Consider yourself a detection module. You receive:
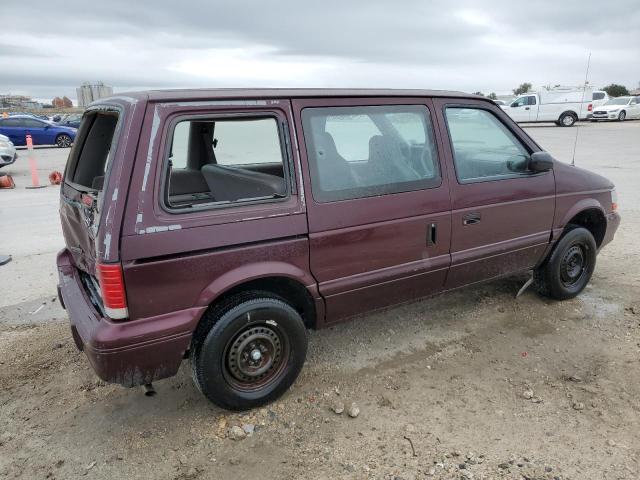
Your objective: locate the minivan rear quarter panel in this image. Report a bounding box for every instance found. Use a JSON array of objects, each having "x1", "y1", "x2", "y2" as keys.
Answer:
[{"x1": 120, "y1": 99, "x2": 319, "y2": 321}]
